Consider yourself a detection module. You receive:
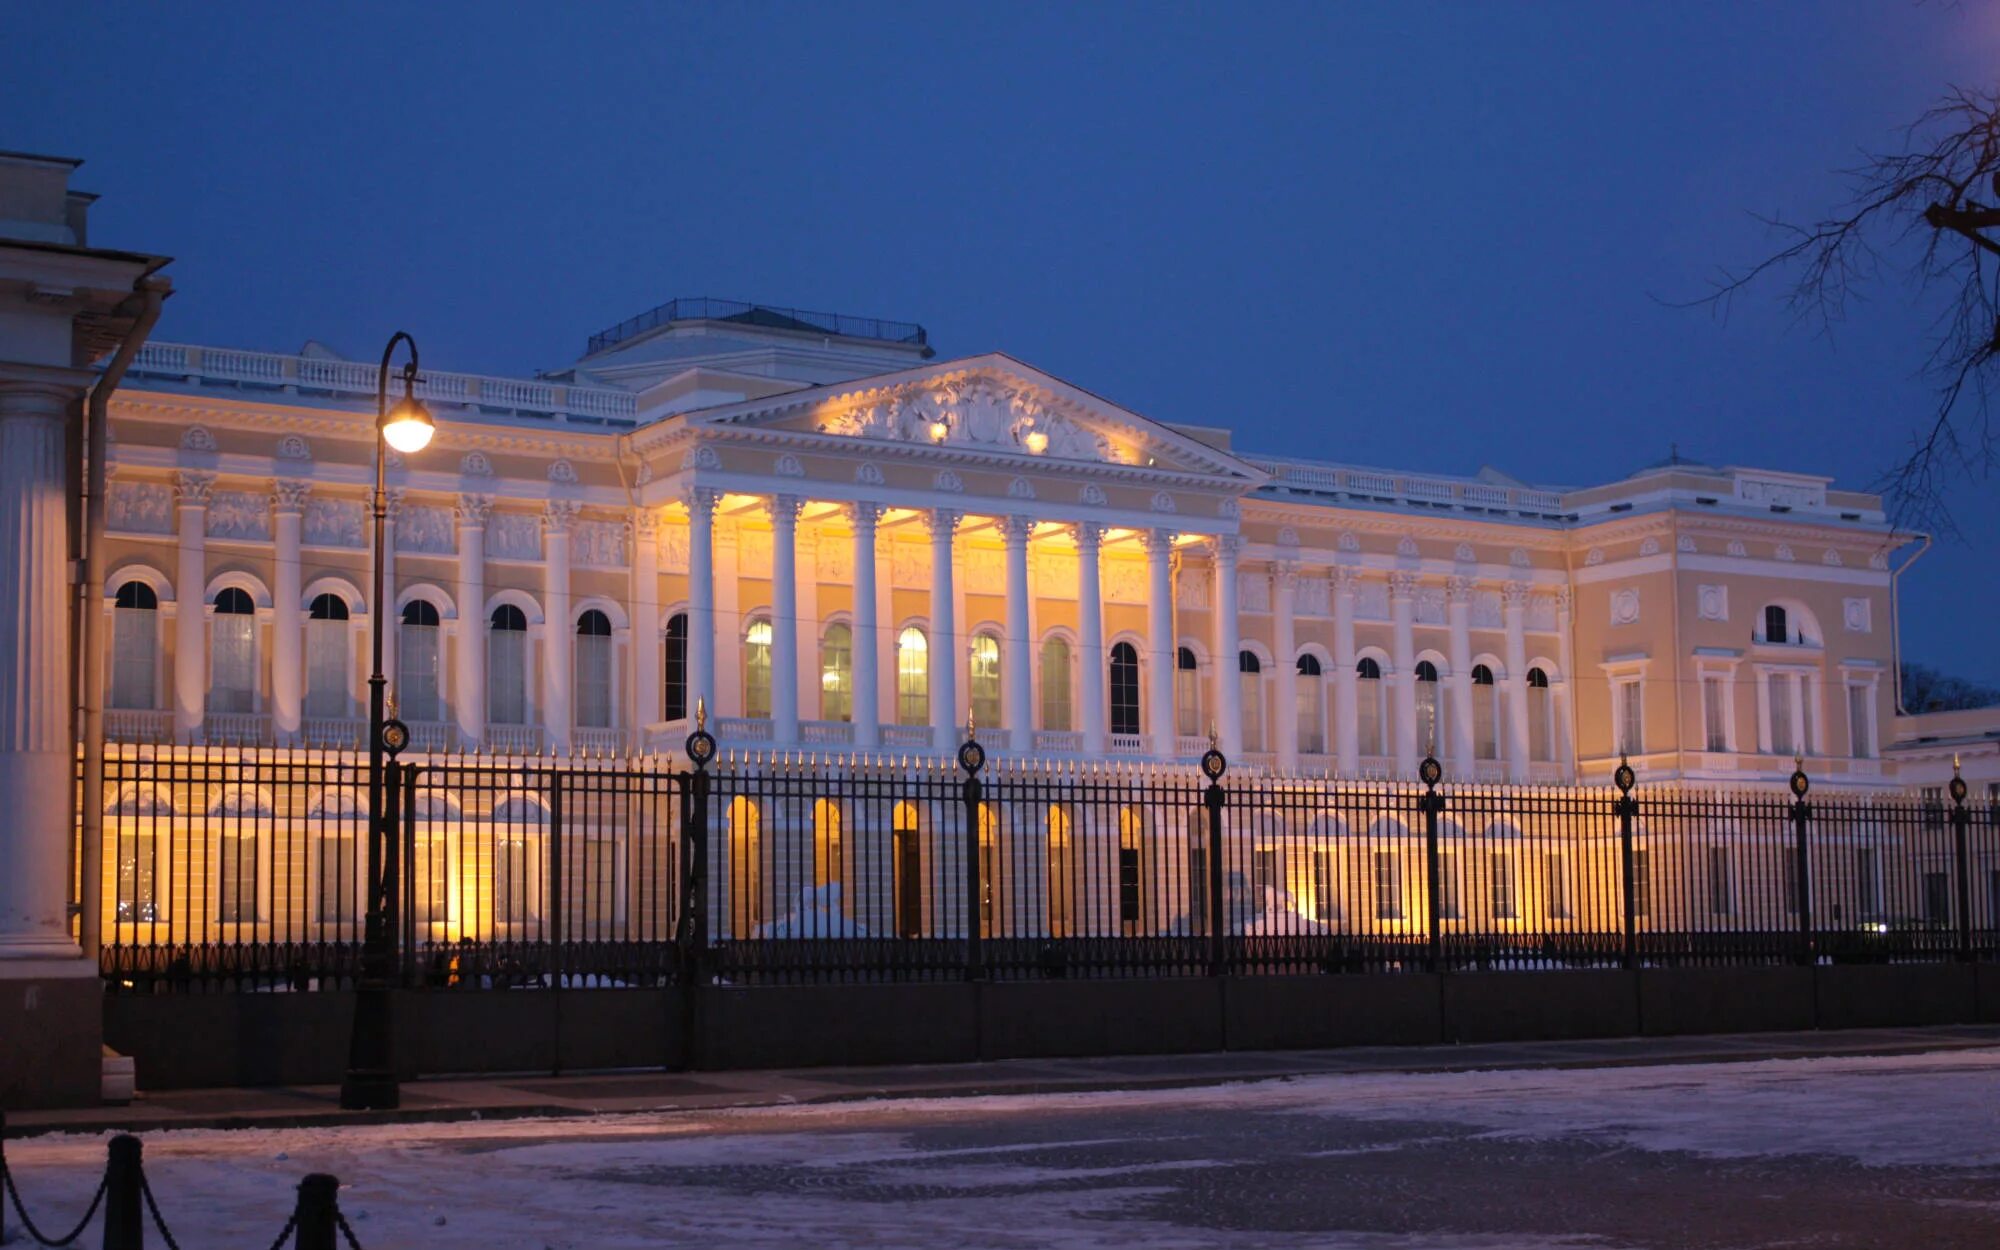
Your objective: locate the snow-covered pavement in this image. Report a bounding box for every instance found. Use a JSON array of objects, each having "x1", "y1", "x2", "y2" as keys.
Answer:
[{"x1": 7, "y1": 1049, "x2": 2000, "y2": 1248}]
